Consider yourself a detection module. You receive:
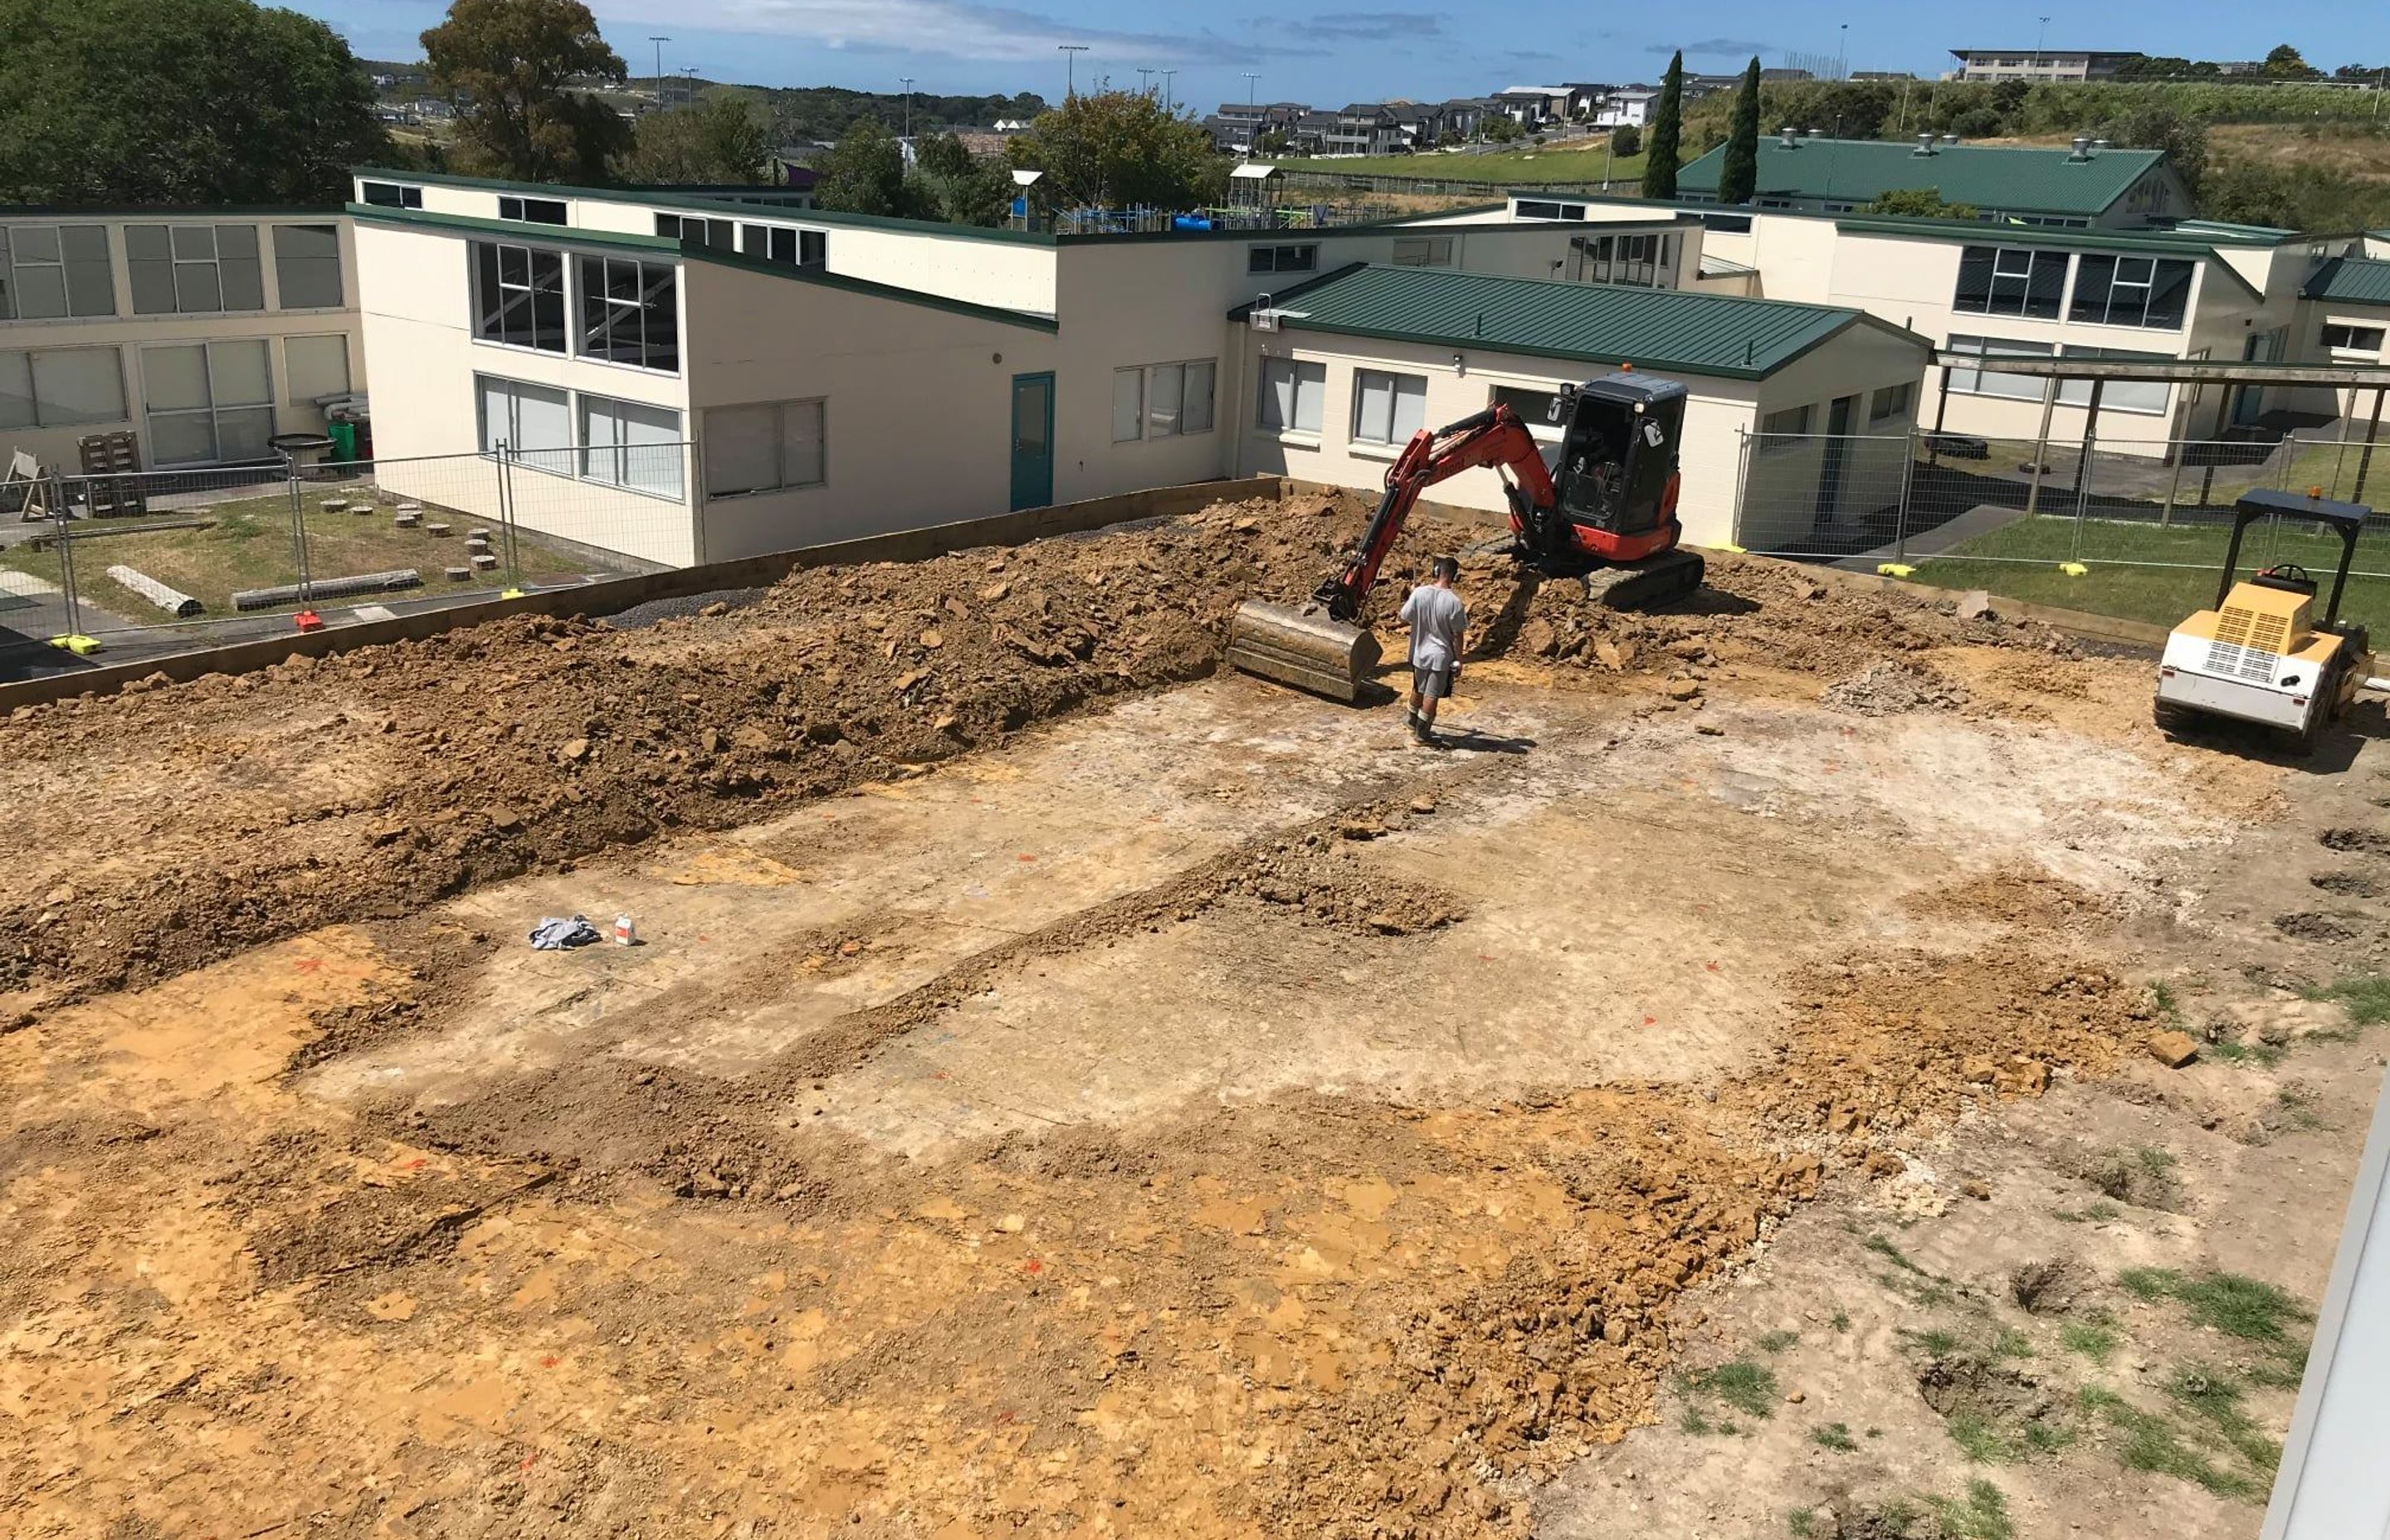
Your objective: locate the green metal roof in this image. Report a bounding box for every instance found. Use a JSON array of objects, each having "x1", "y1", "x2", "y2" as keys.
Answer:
[
  {"x1": 2305, "y1": 256, "x2": 2390, "y2": 306},
  {"x1": 344, "y1": 203, "x2": 1059, "y2": 332},
  {"x1": 1679, "y1": 138, "x2": 2168, "y2": 217},
  {"x1": 1227, "y1": 264, "x2": 1922, "y2": 380}
]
